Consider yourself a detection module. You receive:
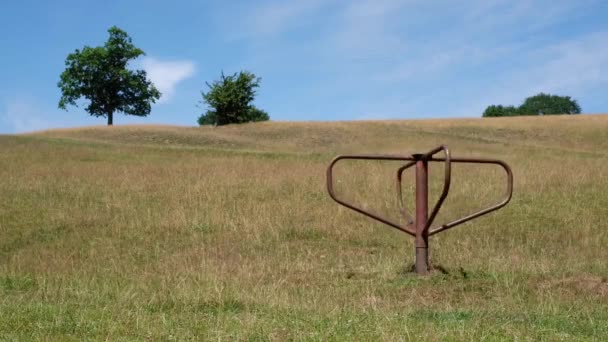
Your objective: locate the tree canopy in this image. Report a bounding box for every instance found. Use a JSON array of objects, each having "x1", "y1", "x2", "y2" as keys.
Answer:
[
  {"x1": 58, "y1": 26, "x2": 160, "y2": 125},
  {"x1": 519, "y1": 93, "x2": 581, "y2": 115},
  {"x1": 198, "y1": 71, "x2": 269, "y2": 126},
  {"x1": 482, "y1": 105, "x2": 521, "y2": 117},
  {"x1": 482, "y1": 93, "x2": 581, "y2": 117}
]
